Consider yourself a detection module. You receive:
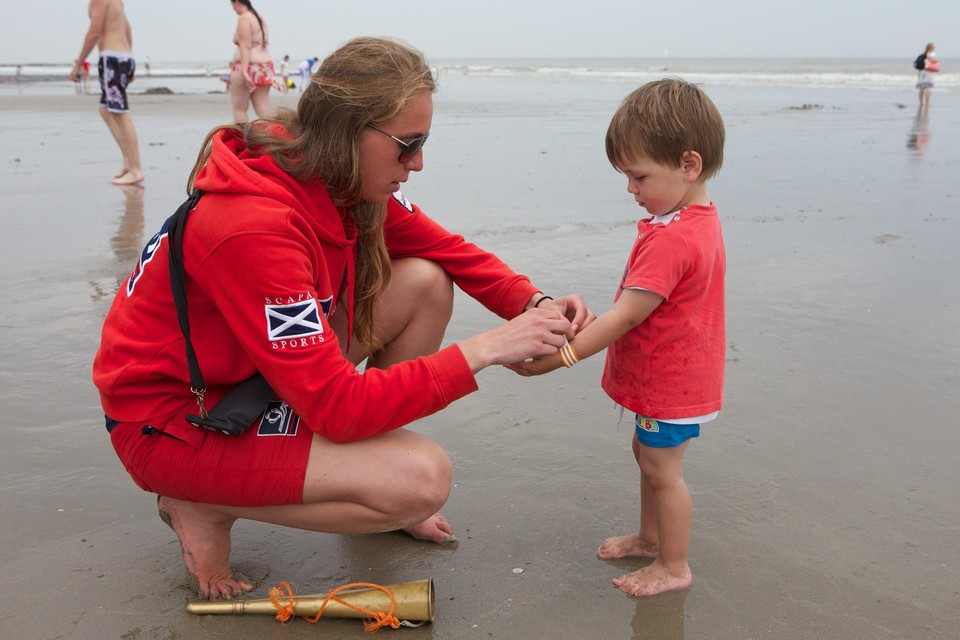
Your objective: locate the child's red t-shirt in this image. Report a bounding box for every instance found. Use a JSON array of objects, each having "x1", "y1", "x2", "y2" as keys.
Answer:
[{"x1": 601, "y1": 203, "x2": 726, "y2": 419}]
